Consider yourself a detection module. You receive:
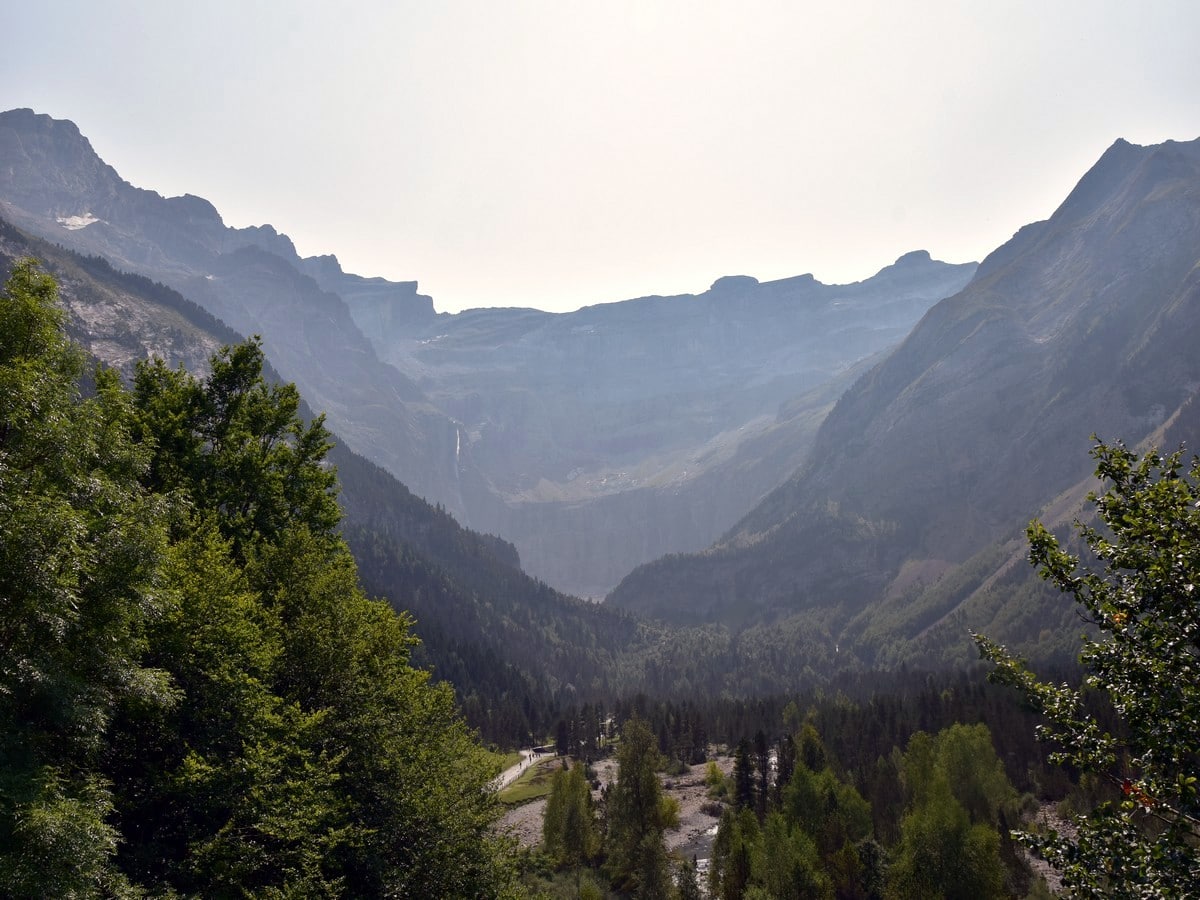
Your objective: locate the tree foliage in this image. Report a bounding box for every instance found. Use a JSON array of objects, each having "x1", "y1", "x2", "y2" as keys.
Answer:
[
  {"x1": 0, "y1": 261, "x2": 519, "y2": 898},
  {"x1": 885, "y1": 775, "x2": 1004, "y2": 900},
  {"x1": 543, "y1": 760, "x2": 599, "y2": 868},
  {"x1": 885, "y1": 726, "x2": 1012, "y2": 900},
  {"x1": 708, "y1": 717, "x2": 1022, "y2": 900},
  {"x1": 130, "y1": 339, "x2": 339, "y2": 557},
  {"x1": 977, "y1": 439, "x2": 1200, "y2": 897},
  {"x1": 605, "y1": 717, "x2": 676, "y2": 897},
  {"x1": 0, "y1": 259, "x2": 169, "y2": 897}
]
